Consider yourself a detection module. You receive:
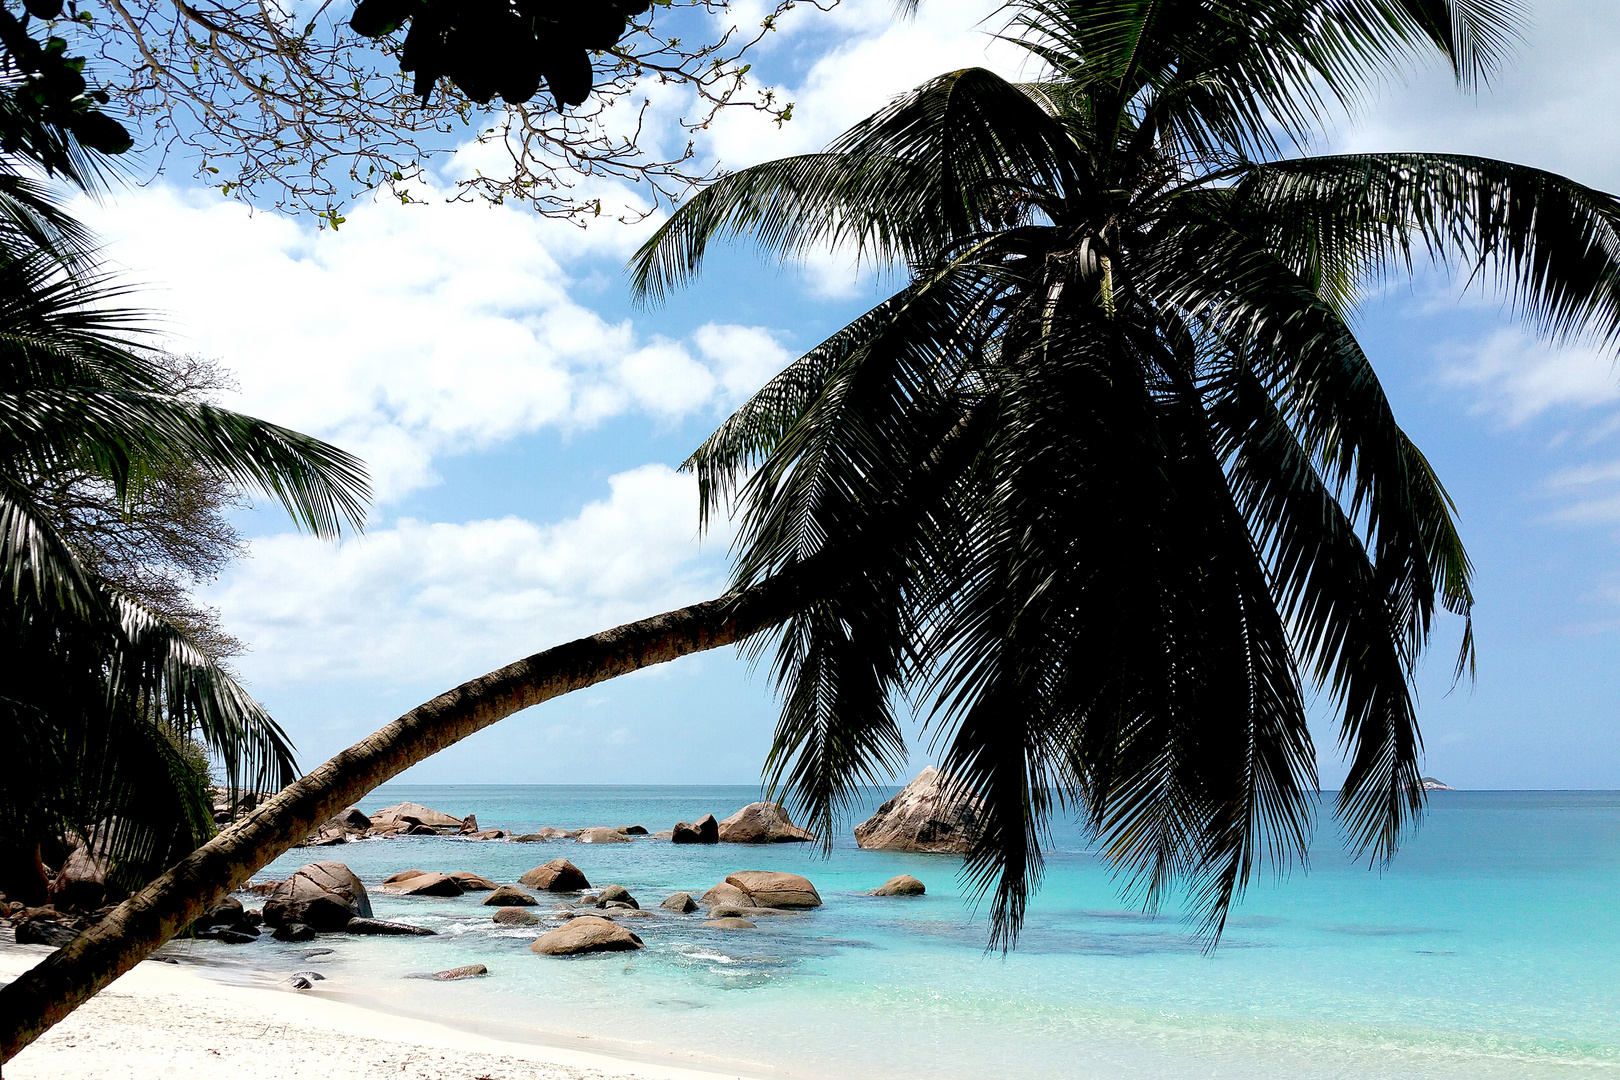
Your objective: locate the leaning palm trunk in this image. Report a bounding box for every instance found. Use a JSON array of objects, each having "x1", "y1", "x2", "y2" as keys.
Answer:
[{"x1": 0, "y1": 568, "x2": 813, "y2": 1062}]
